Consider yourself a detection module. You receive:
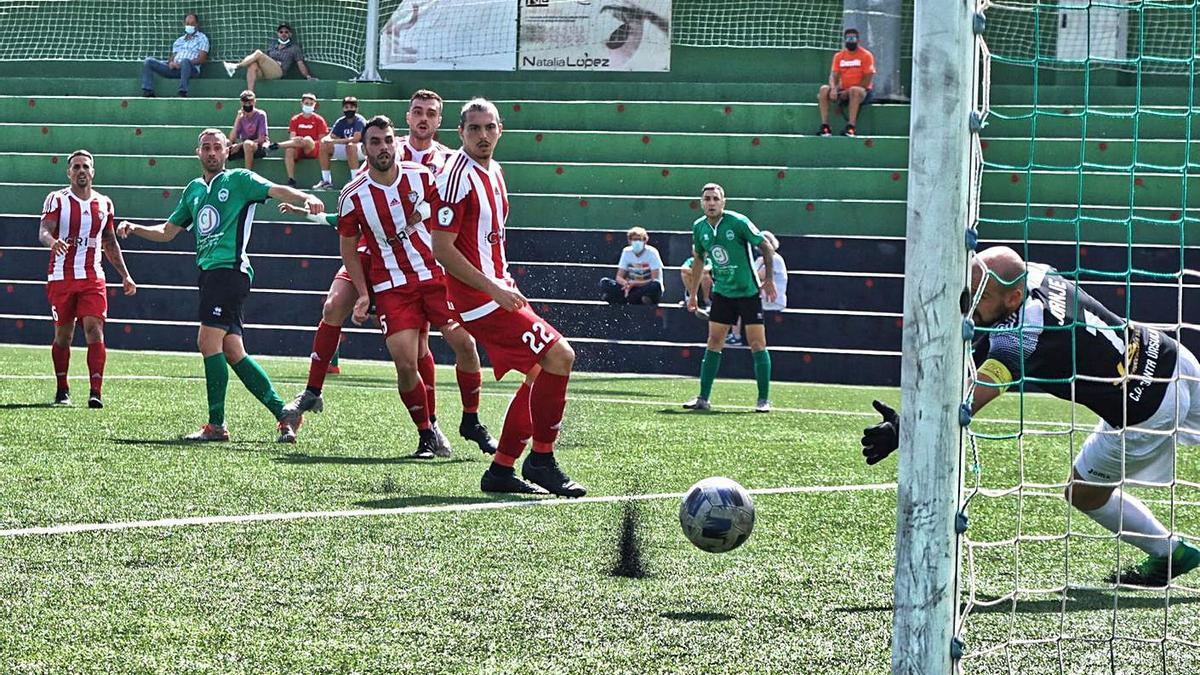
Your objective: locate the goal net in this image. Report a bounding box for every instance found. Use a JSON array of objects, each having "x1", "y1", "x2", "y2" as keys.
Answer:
[{"x1": 956, "y1": 0, "x2": 1200, "y2": 671}]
